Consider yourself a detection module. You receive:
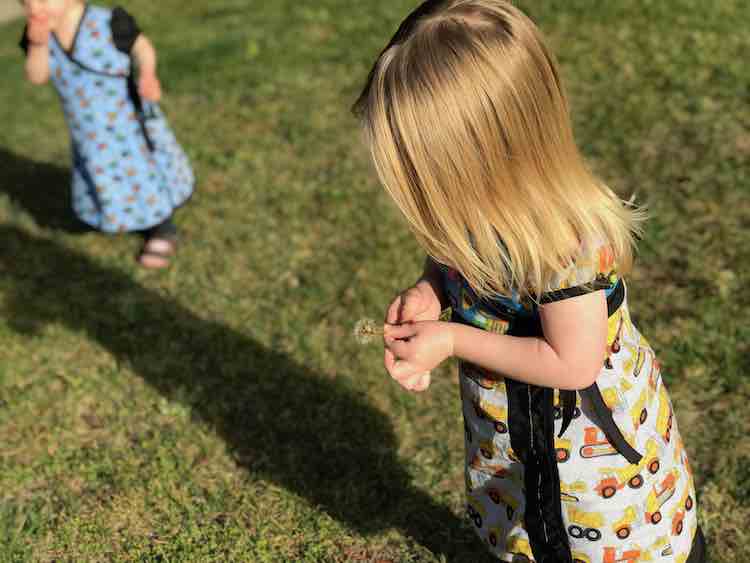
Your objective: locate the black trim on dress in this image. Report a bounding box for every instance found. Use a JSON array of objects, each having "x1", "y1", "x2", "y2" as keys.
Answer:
[
  {"x1": 507, "y1": 380, "x2": 573, "y2": 562},
  {"x1": 503, "y1": 278, "x2": 638, "y2": 561},
  {"x1": 540, "y1": 276, "x2": 615, "y2": 304}
]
